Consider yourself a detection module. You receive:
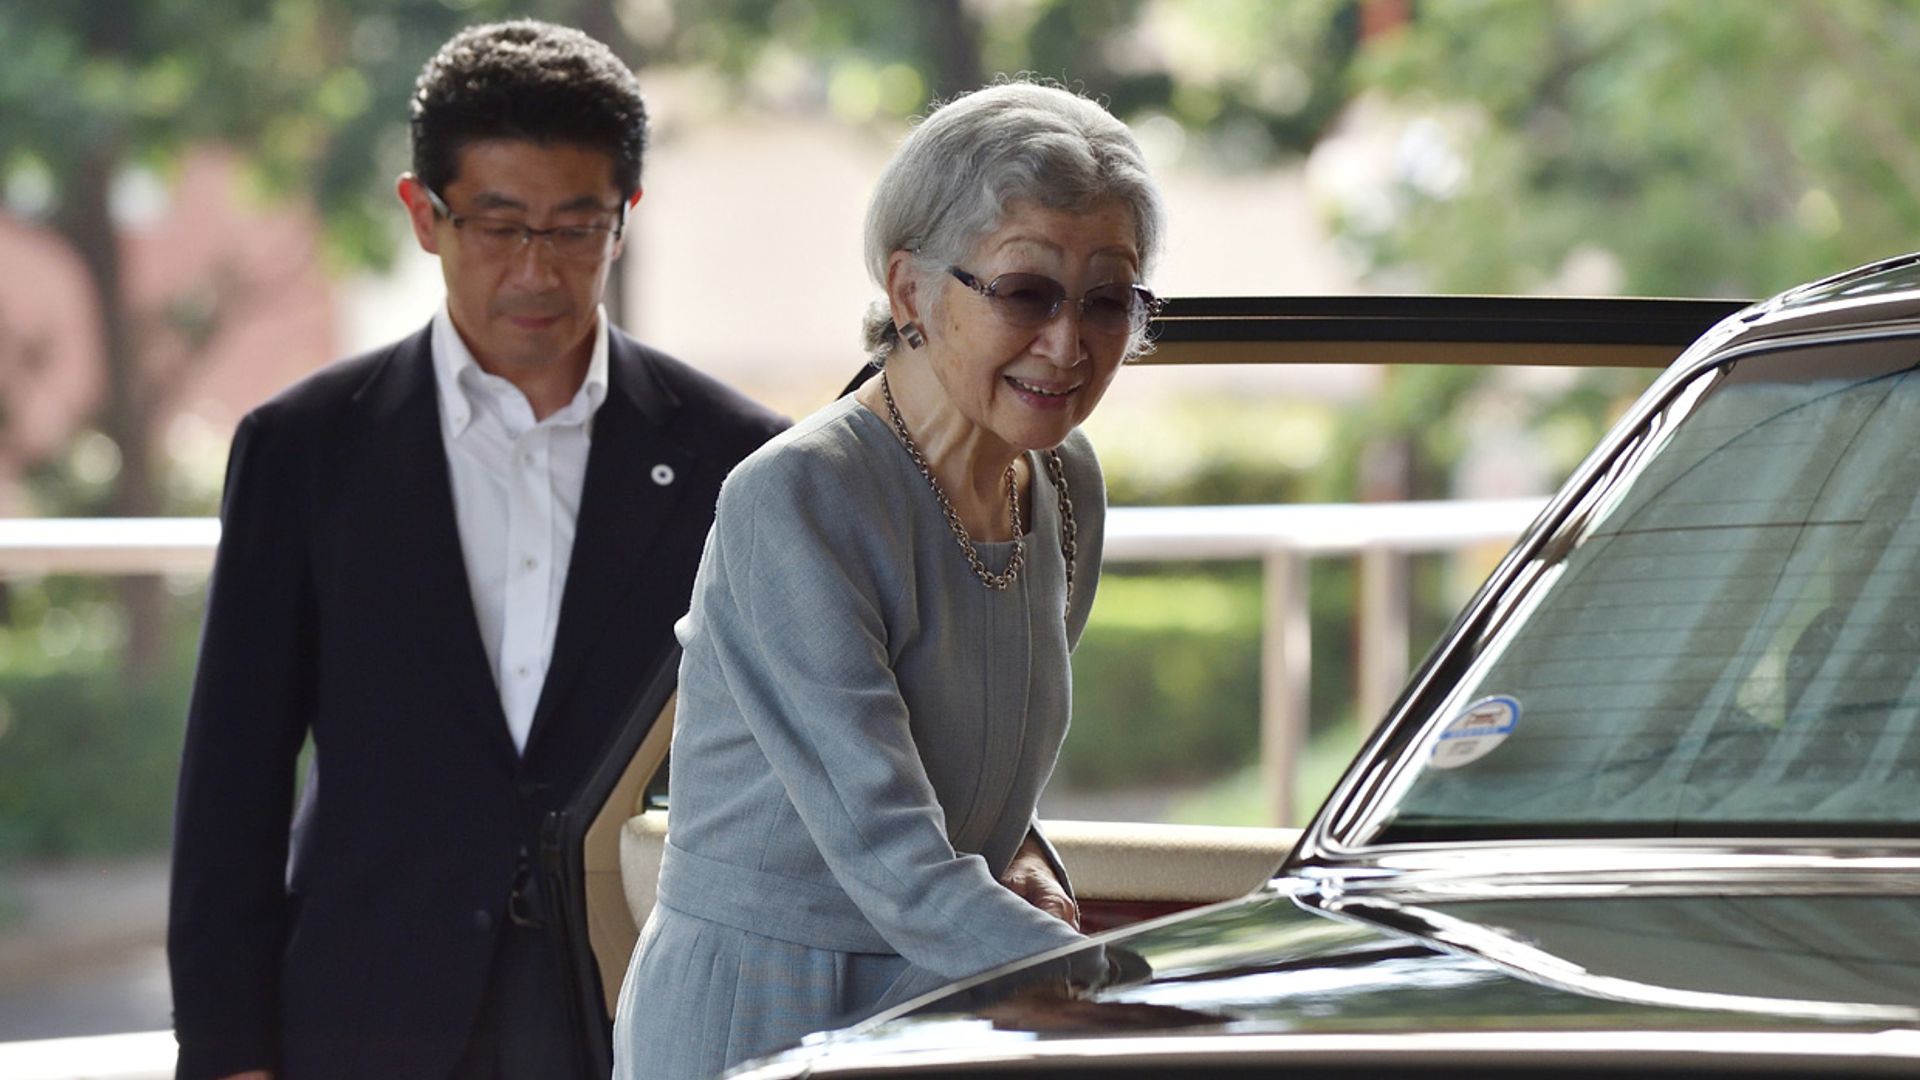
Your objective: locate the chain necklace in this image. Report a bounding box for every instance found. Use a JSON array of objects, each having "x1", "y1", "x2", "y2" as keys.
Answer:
[{"x1": 881, "y1": 373, "x2": 1076, "y2": 603}]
